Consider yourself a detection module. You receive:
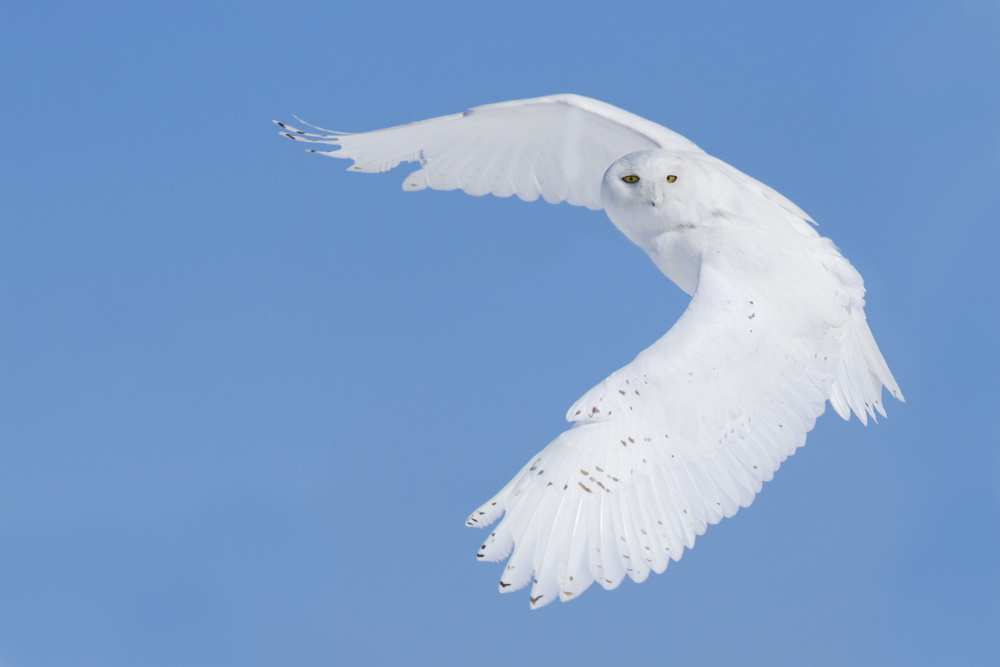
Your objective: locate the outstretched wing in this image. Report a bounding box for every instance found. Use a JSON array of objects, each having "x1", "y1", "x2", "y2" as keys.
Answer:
[
  {"x1": 466, "y1": 258, "x2": 902, "y2": 609},
  {"x1": 275, "y1": 94, "x2": 701, "y2": 210}
]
